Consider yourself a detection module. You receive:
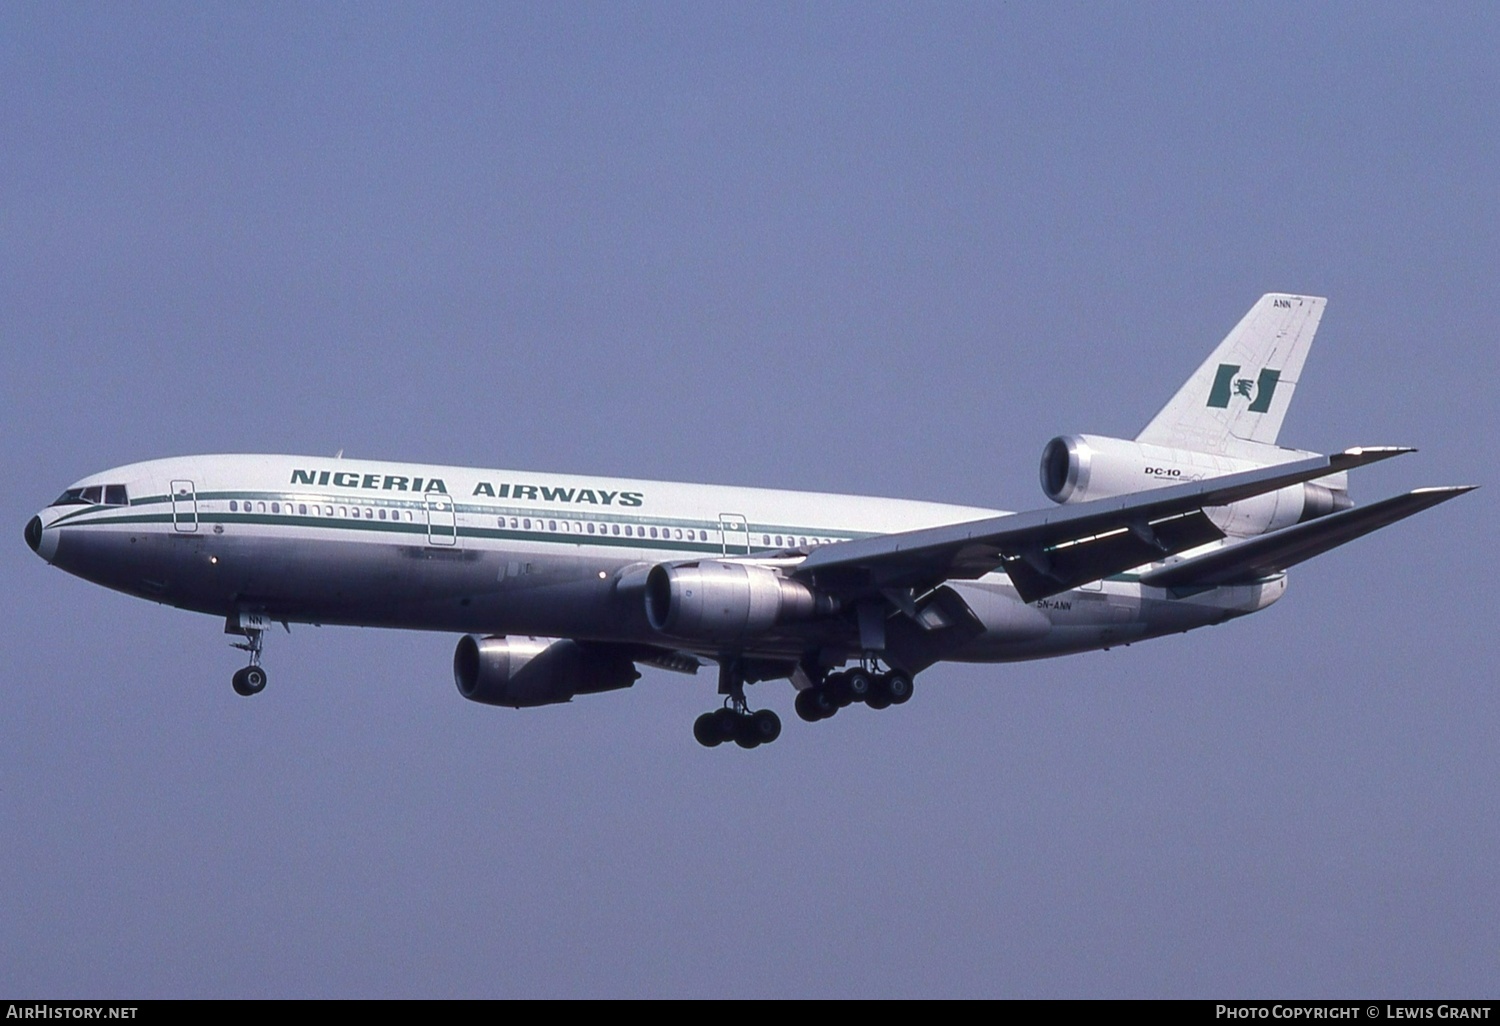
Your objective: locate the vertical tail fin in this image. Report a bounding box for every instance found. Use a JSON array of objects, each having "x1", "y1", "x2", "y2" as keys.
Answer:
[{"x1": 1137, "y1": 294, "x2": 1325, "y2": 455}]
